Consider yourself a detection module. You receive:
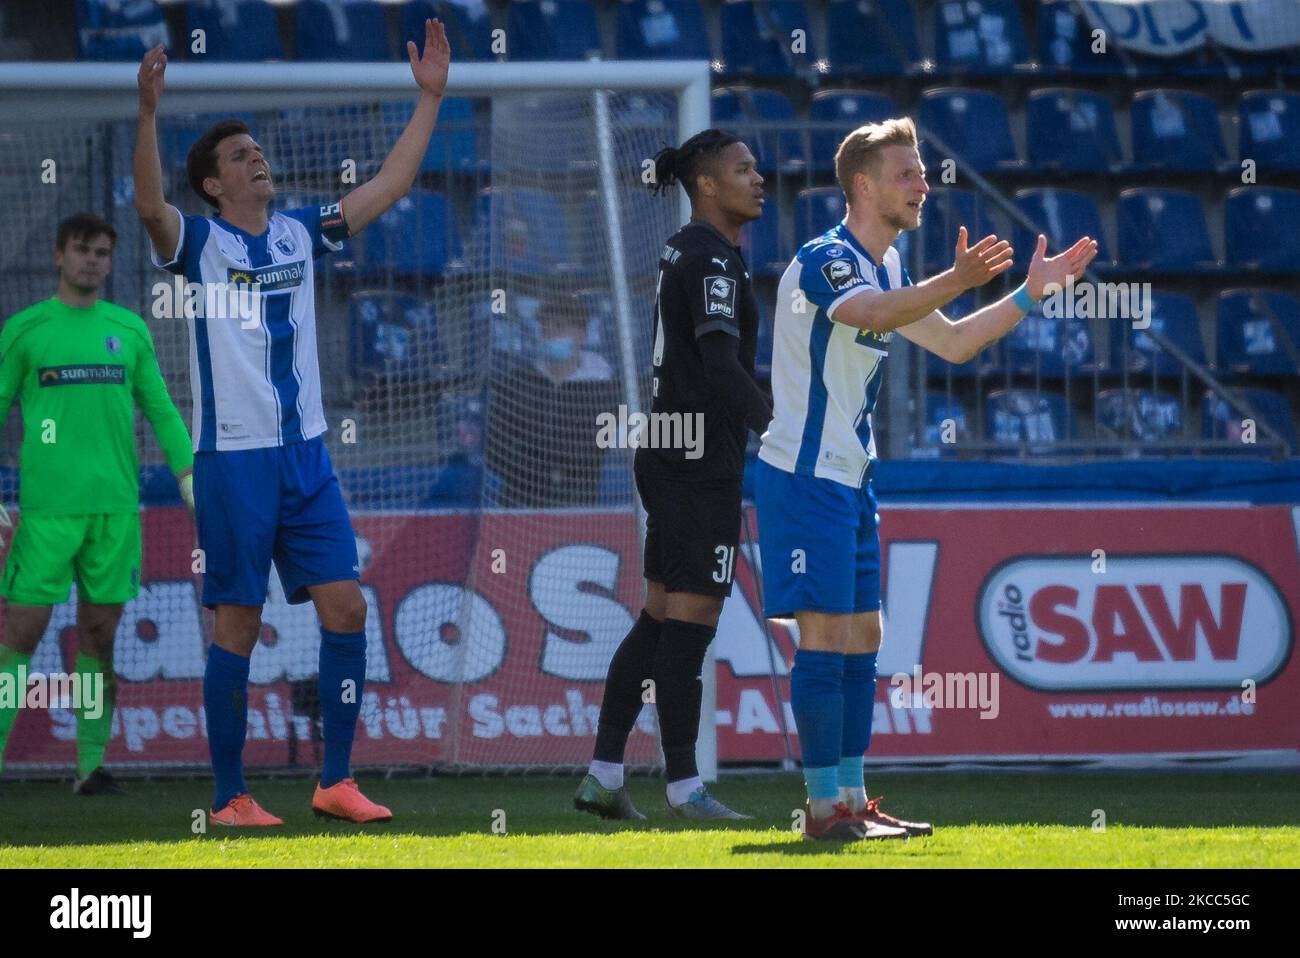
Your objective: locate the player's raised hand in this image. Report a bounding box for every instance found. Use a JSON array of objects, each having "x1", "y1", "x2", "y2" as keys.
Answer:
[
  {"x1": 952, "y1": 225, "x2": 1014, "y2": 290},
  {"x1": 408, "y1": 18, "x2": 451, "y2": 98},
  {"x1": 138, "y1": 43, "x2": 167, "y2": 115},
  {"x1": 1025, "y1": 234, "x2": 1099, "y2": 300}
]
